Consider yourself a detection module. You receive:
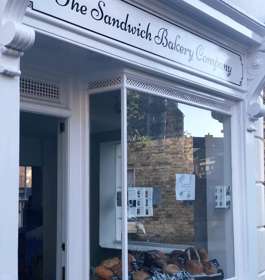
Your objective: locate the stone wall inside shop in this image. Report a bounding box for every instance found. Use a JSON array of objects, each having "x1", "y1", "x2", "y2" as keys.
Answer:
[{"x1": 128, "y1": 136, "x2": 194, "y2": 244}]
